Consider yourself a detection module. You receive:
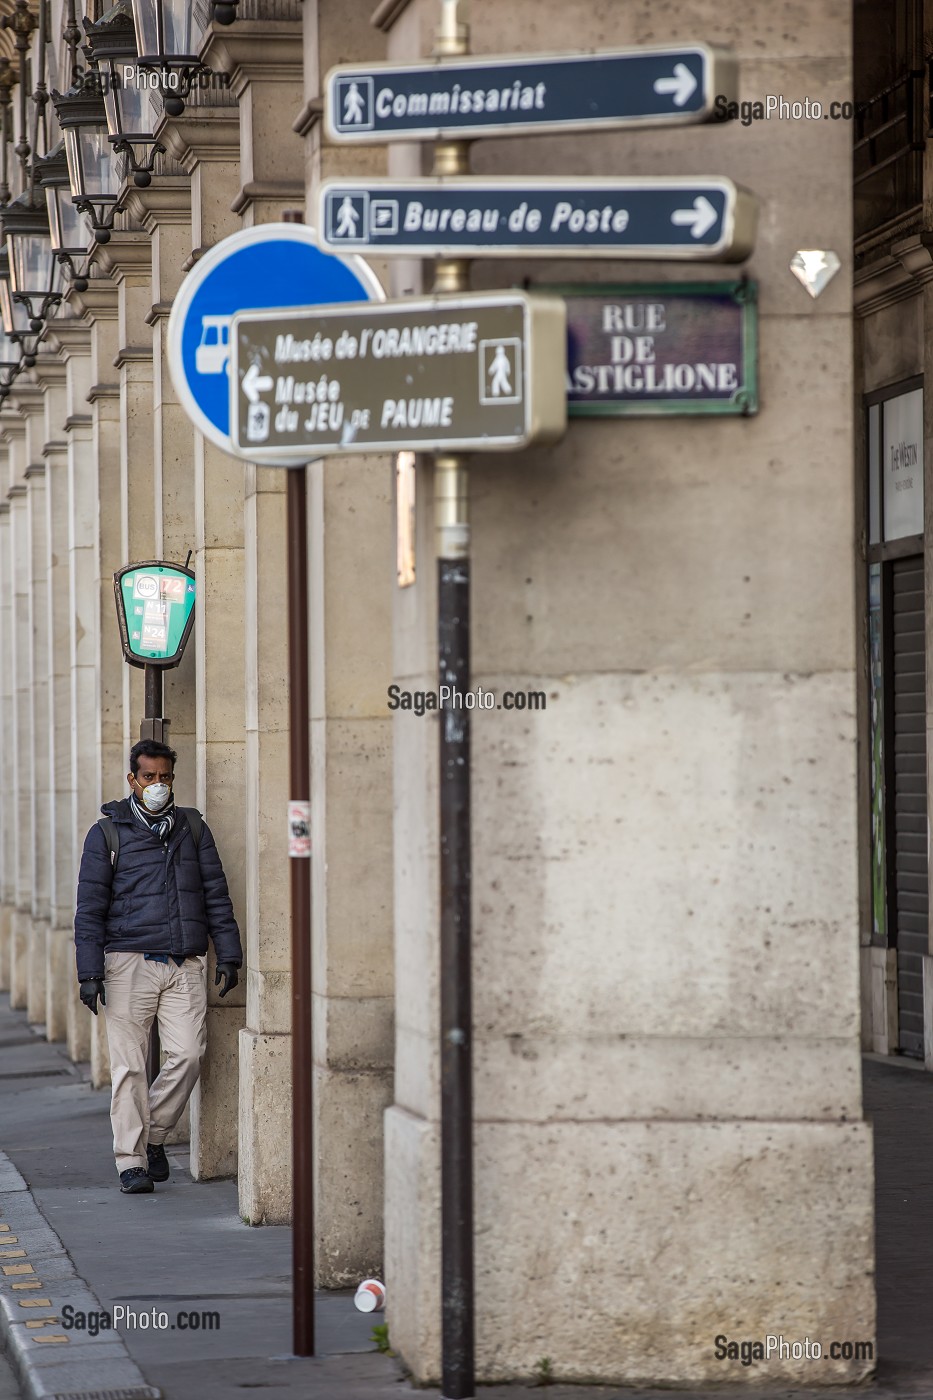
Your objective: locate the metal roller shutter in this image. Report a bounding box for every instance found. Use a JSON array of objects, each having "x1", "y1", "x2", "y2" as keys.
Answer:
[{"x1": 892, "y1": 555, "x2": 928, "y2": 1057}]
